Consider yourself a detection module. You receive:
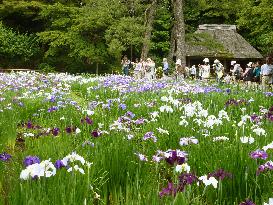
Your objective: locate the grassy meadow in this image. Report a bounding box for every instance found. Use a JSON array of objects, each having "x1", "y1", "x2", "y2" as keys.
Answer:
[{"x1": 0, "y1": 72, "x2": 273, "y2": 205}]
